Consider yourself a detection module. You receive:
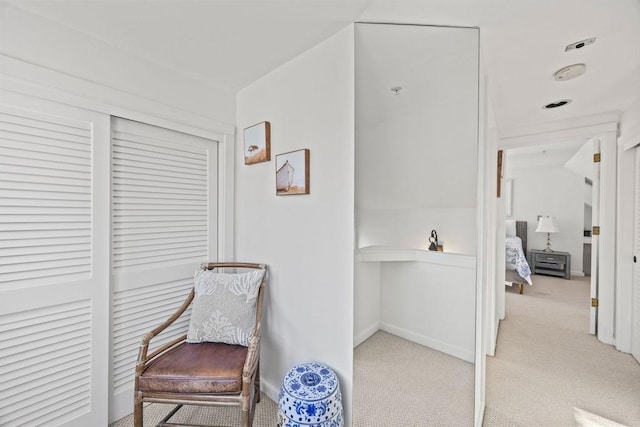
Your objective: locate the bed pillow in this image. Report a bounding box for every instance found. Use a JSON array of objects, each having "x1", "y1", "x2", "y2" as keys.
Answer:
[
  {"x1": 186, "y1": 268, "x2": 265, "y2": 346},
  {"x1": 506, "y1": 220, "x2": 517, "y2": 237}
]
